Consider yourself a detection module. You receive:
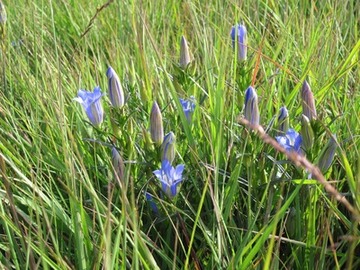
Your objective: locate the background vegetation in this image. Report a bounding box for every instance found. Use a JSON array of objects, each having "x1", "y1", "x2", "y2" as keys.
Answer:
[{"x1": 0, "y1": 0, "x2": 359, "y2": 269}]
